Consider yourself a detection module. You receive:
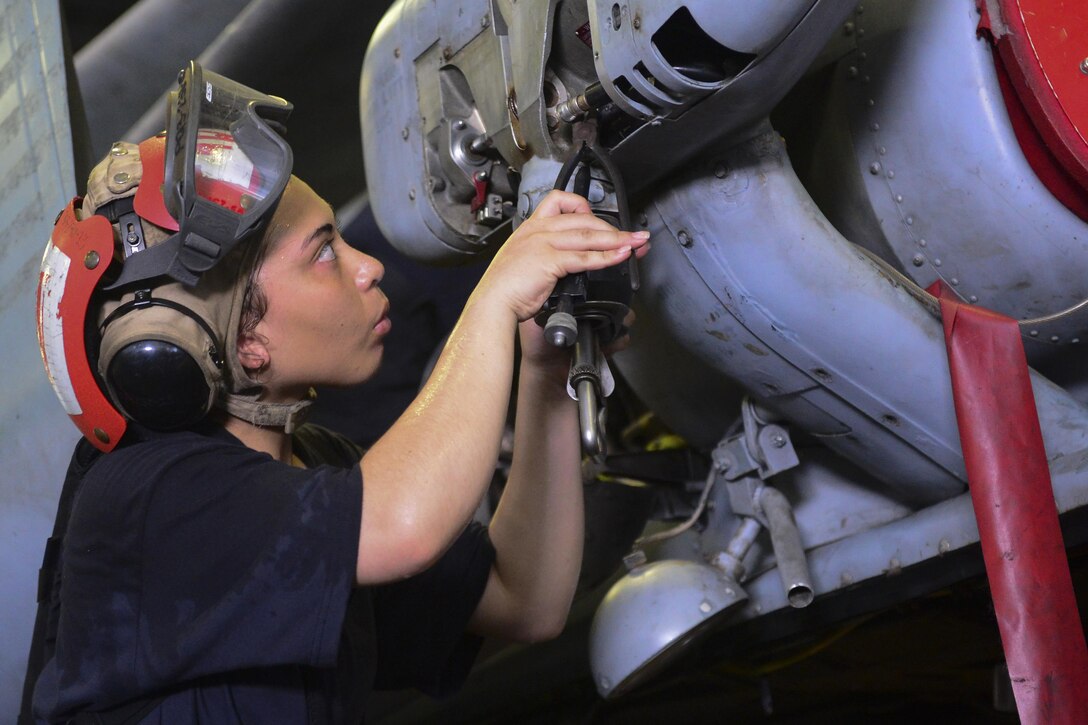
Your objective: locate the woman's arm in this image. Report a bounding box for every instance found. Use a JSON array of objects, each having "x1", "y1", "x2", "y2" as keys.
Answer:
[
  {"x1": 466, "y1": 321, "x2": 584, "y2": 641},
  {"x1": 356, "y1": 191, "x2": 649, "y2": 585}
]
